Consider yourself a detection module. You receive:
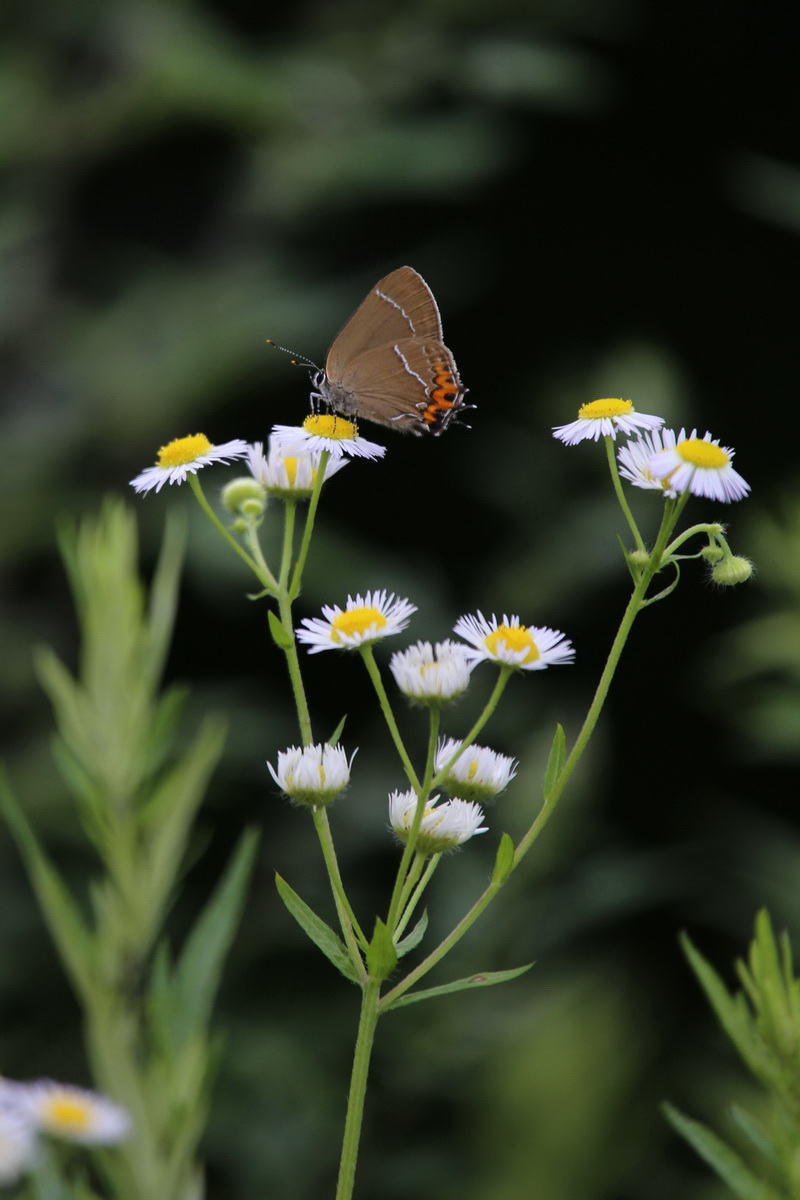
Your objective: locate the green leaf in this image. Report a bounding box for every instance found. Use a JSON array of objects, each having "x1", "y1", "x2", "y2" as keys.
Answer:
[
  {"x1": 681, "y1": 932, "x2": 767, "y2": 1081},
  {"x1": 543, "y1": 724, "x2": 566, "y2": 799},
  {"x1": 367, "y1": 919, "x2": 398, "y2": 982},
  {"x1": 167, "y1": 828, "x2": 260, "y2": 1045},
  {"x1": 275, "y1": 873, "x2": 361, "y2": 982},
  {"x1": 662, "y1": 1103, "x2": 786, "y2": 1200},
  {"x1": 492, "y1": 832, "x2": 515, "y2": 885},
  {"x1": 268, "y1": 610, "x2": 294, "y2": 649},
  {"x1": 730, "y1": 1104, "x2": 780, "y2": 1168},
  {"x1": 396, "y1": 911, "x2": 428, "y2": 958},
  {"x1": 384, "y1": 964, "x2": 533, "y2": 1011},
  {"x1": 327, "y1": 716, "x2": 347, "y2": 748}
]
